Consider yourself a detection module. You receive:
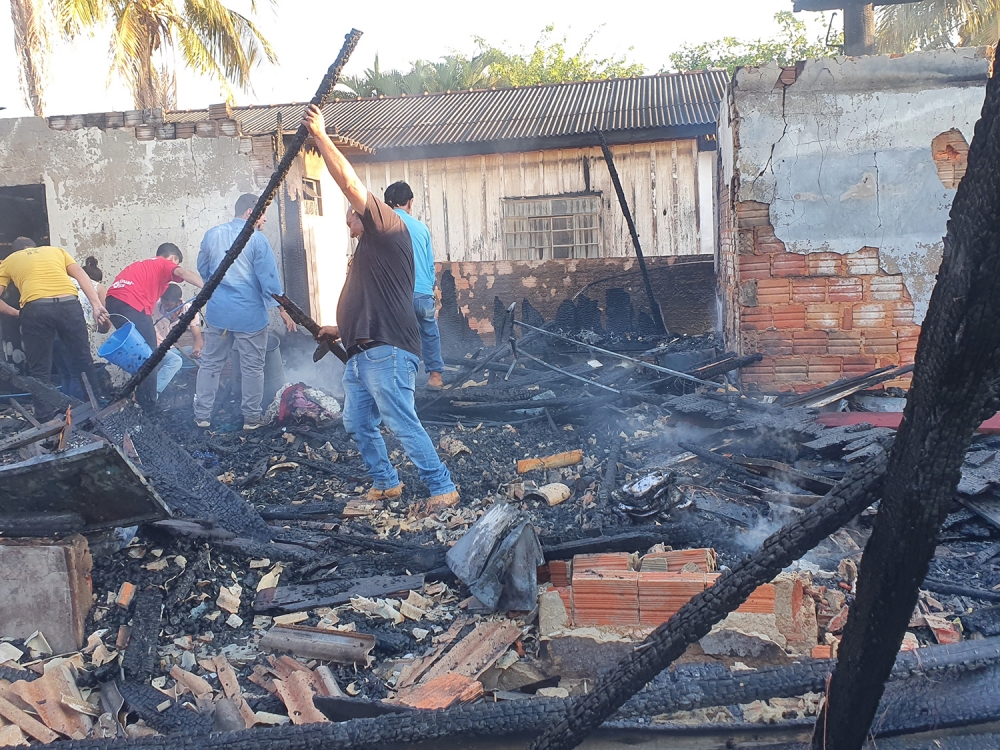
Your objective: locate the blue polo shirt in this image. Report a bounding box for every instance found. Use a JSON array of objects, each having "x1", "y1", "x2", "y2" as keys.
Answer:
[{"x1": 394, "y1": 209, "x2": 435, "y2": 296}]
